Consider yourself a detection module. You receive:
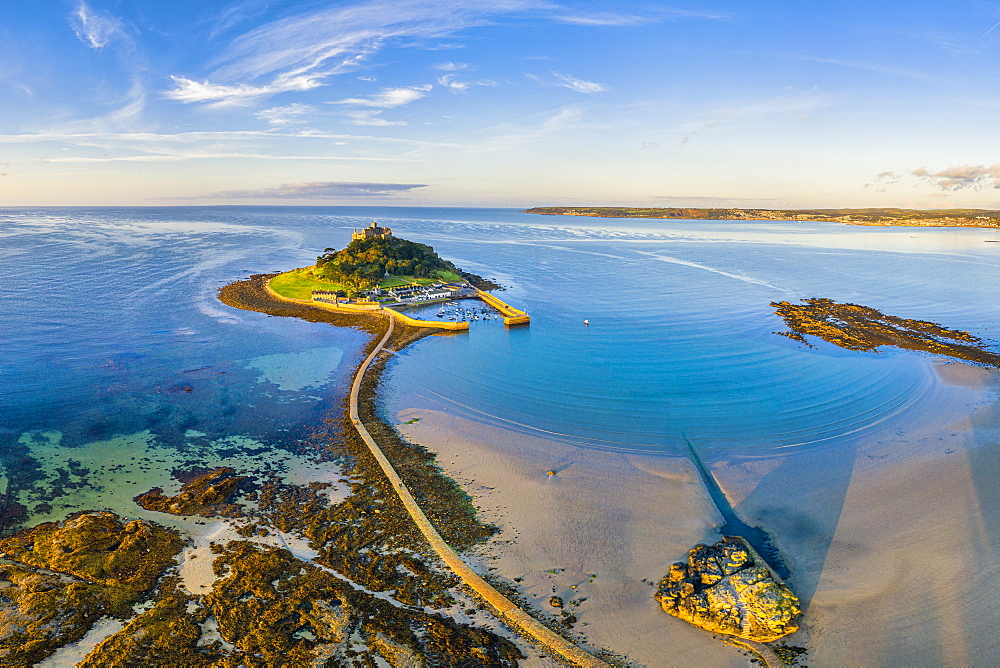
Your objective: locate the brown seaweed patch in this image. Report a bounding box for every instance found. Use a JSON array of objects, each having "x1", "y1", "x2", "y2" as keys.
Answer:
[
  {"x1": 78, "y1": 578, "x2": 226, "y2": 667},
  {"x1": 135, "y1": 467, "x2": 250, "y2": 518},
  {"x1": 771, "y1": 298, "x2": 1000, "y2": 366},
  {"x1": 204, "y1": 541, "x2": 521, "y2": 666},
  {"x1": 0, "y1": 512, "x2": 184, "y2": 665}
]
